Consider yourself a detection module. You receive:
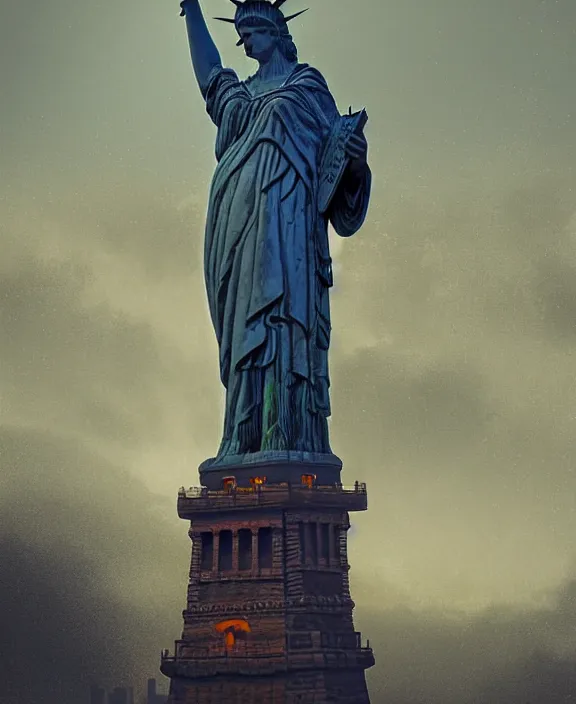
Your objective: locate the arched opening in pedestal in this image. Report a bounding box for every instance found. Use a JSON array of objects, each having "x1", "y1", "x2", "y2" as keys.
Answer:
[{"x1": 215, "y1": 618, "x2": 251, "y2": 651}]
